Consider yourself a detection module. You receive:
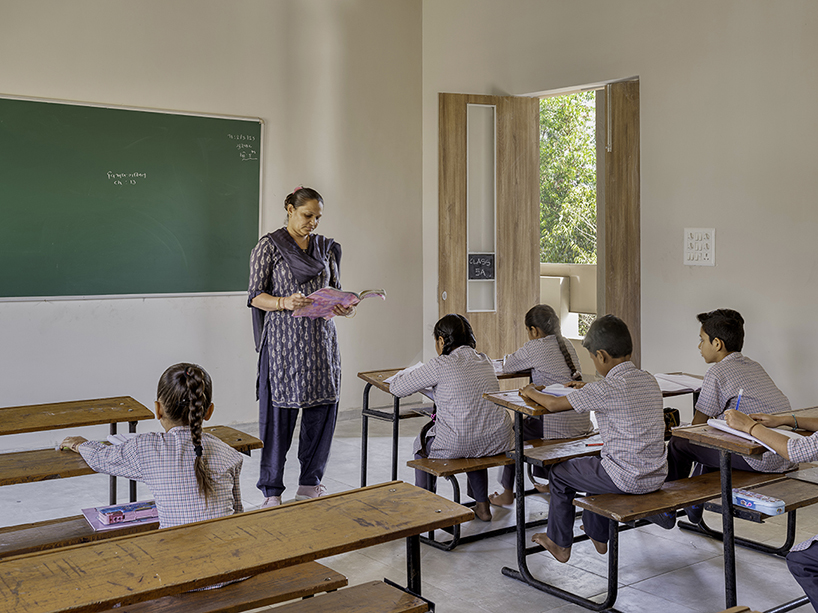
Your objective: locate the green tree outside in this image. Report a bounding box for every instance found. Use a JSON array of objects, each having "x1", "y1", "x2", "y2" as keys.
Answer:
[{"x1": 539, "y1": 92, "x2": 597, "y2": 264}]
